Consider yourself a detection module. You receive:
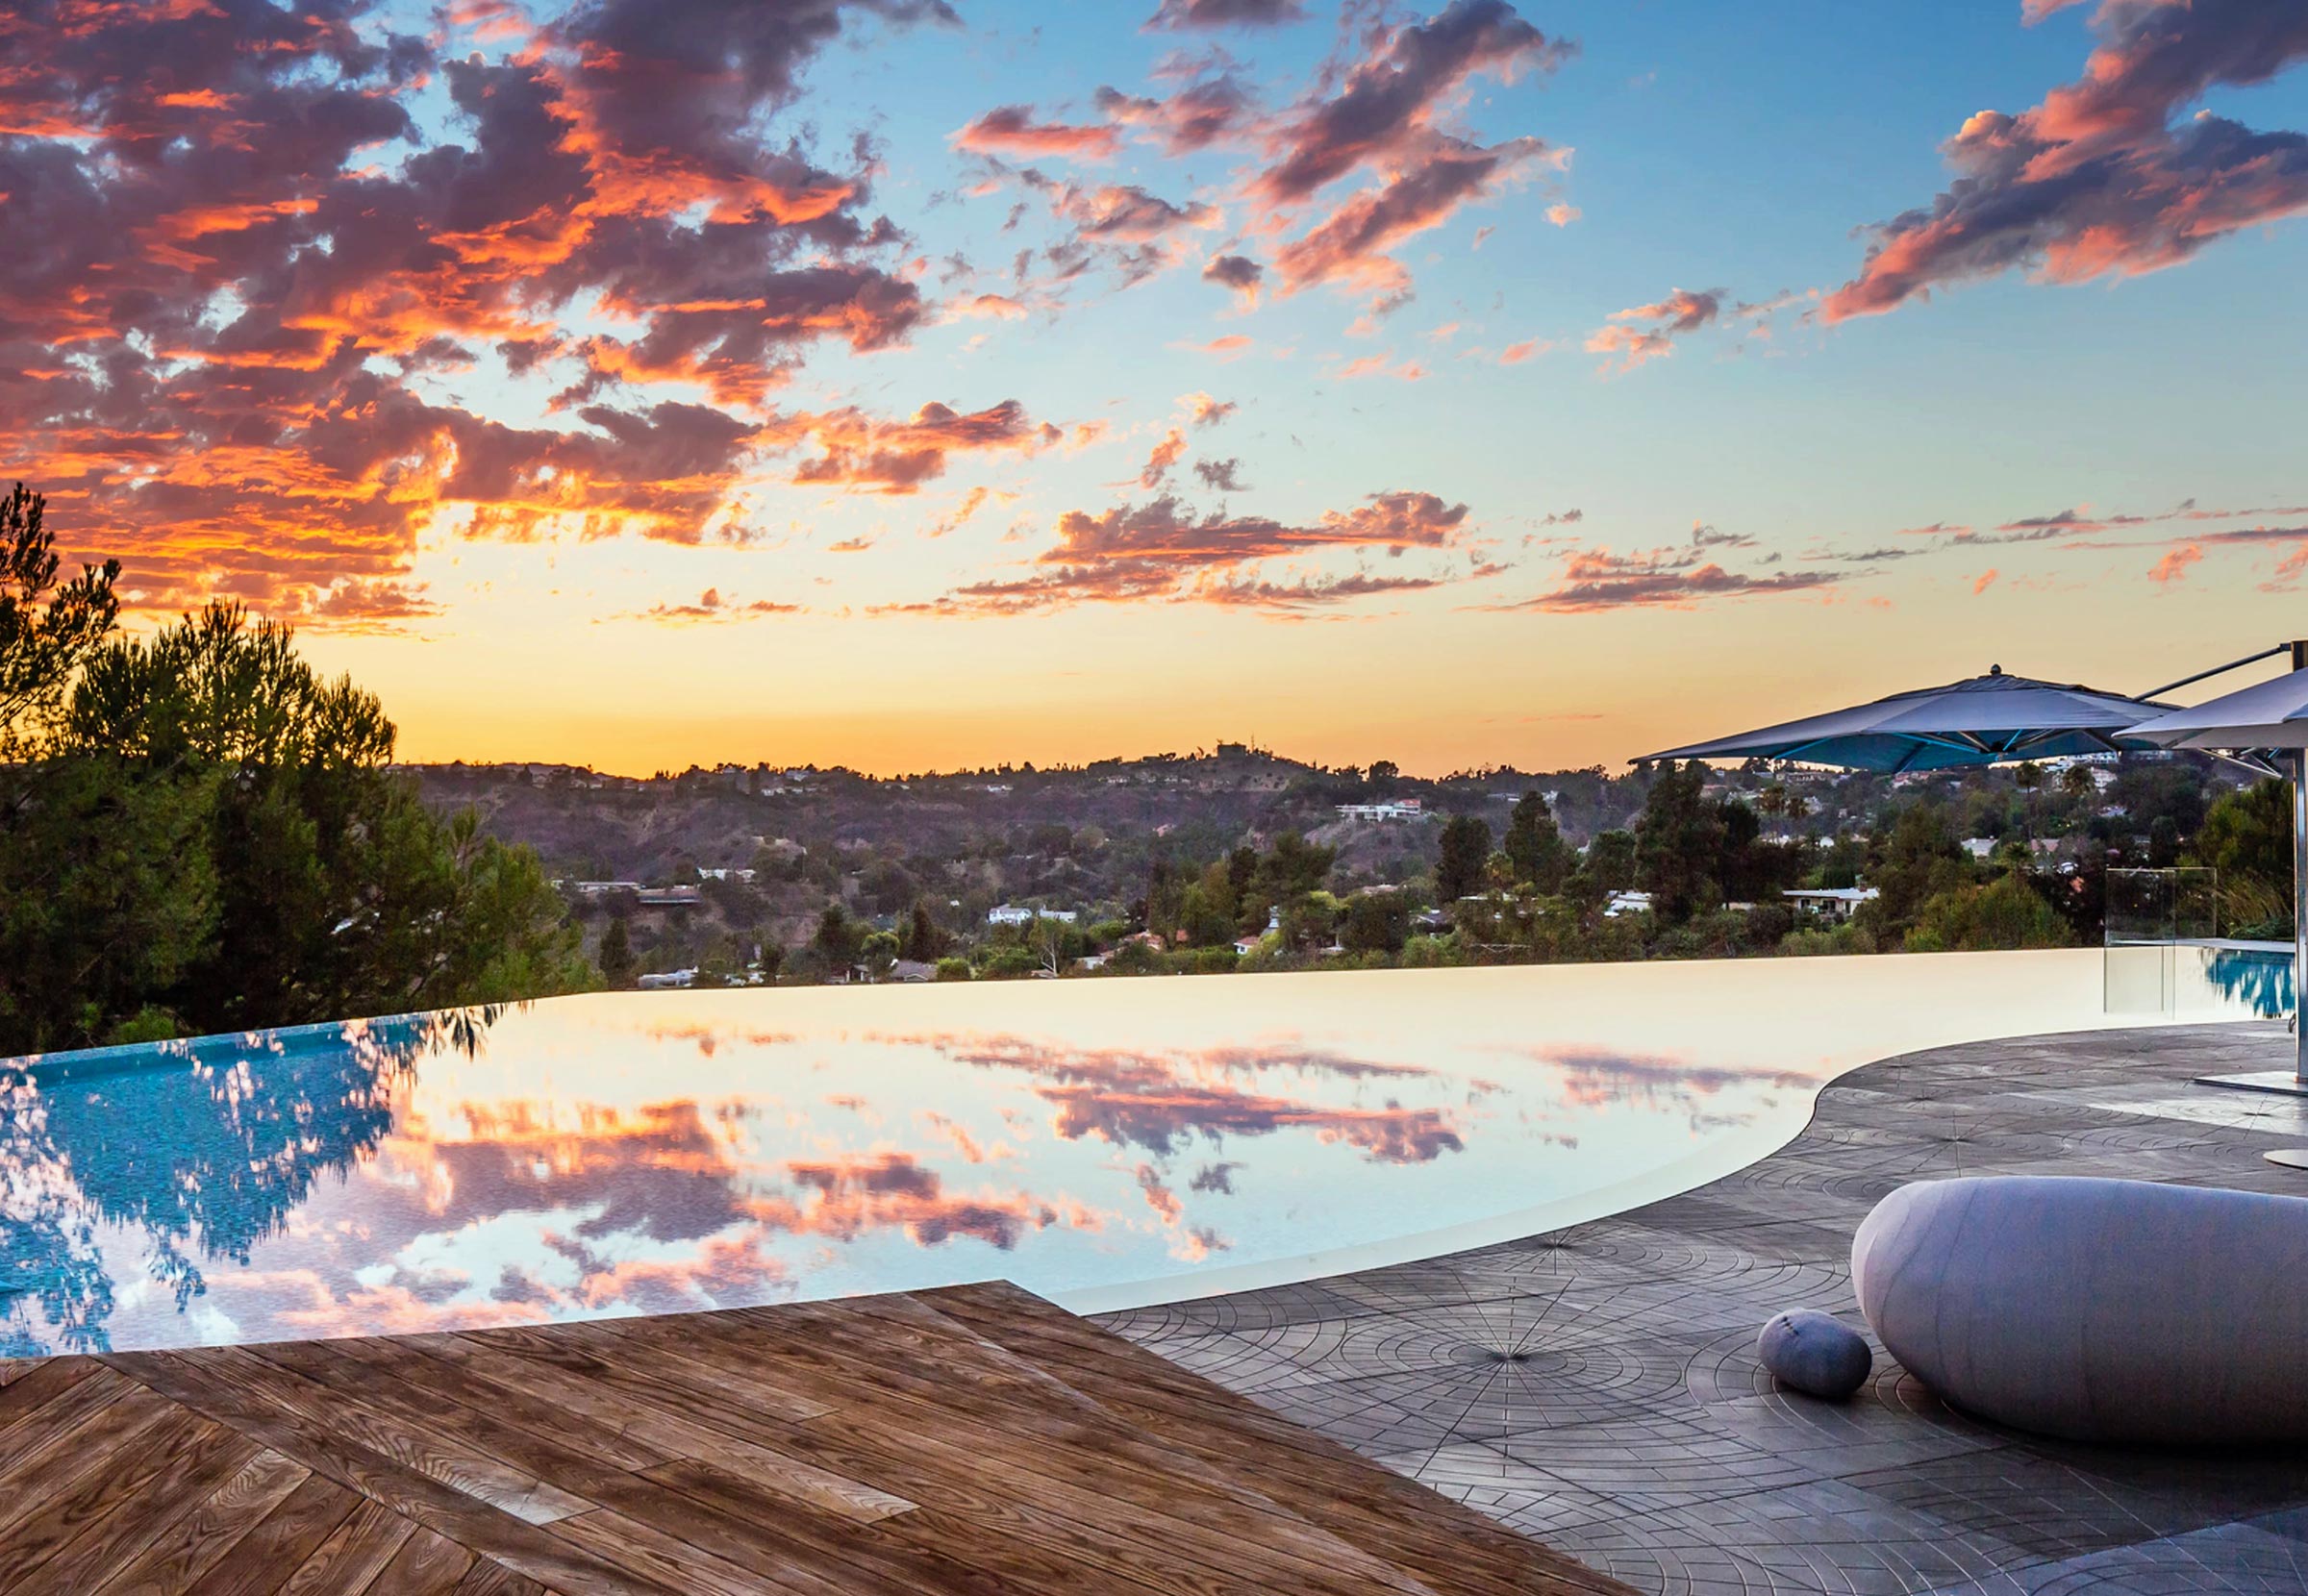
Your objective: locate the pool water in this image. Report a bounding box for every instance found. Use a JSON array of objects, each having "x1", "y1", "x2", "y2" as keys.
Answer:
[{"x1": 0, "y1": 951, "x2": 2275, "y2": 1357}]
